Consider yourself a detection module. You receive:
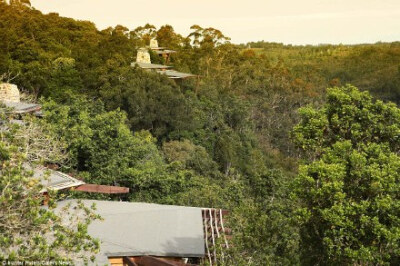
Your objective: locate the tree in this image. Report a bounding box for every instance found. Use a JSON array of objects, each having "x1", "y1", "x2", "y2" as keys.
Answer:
[
  {"x1": 40, "y1": 97, "x2": 199, "y2": 204},
  {"x1": 98, "y1": 67, "x2": 195, "y2": 139},
  {"x1": 0, "y1": 106, "x2": 100, "y2": 263},
  {"x1": 2, "y1": 0, "x2": 31, "y2": 7},
  {"x1": 130, "y1": 23, "x2": 157, "y2": 47},
  {"x1": 188, "y1": 25, "x2": 230, "y2": 48},
  {"x1": 44, "y1": 57, "x2": 83, "y2": 101},
  {"x1": 156, "y1": 25, "x2": 186, "y2": 49},
  {"x1": 162, "y1": 139, "x2": 219, "y2": 177},
  {"x1": 292, "y1": 85, "x2": 400, "y2": 265}
]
